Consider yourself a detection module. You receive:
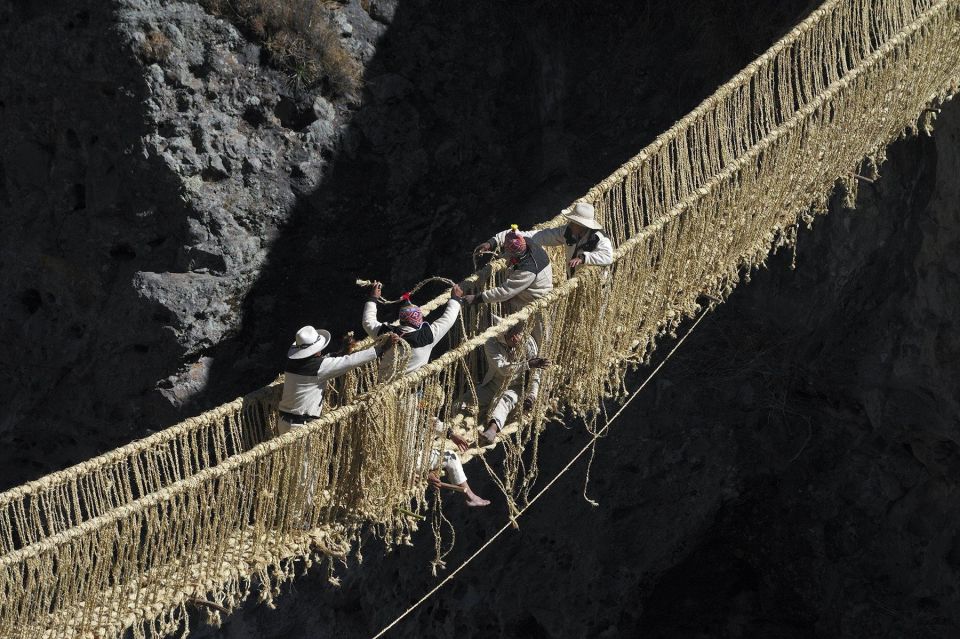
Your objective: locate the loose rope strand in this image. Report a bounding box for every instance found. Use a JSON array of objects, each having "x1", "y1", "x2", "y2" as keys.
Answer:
[{"x1": 369, "y1": 310, "x2": 710, "y2": 639}]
